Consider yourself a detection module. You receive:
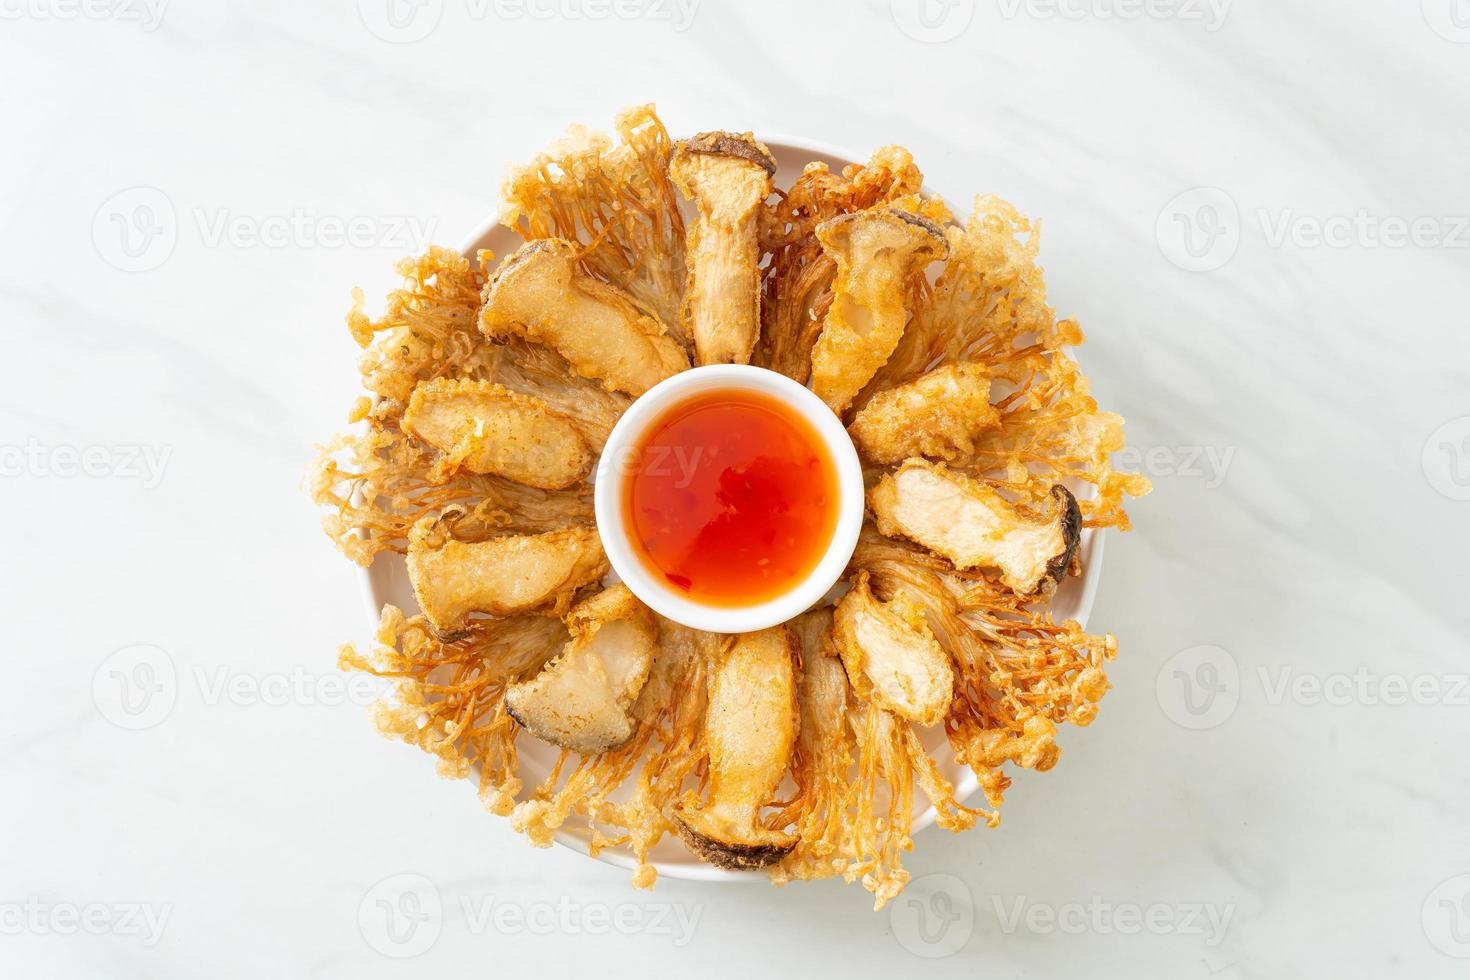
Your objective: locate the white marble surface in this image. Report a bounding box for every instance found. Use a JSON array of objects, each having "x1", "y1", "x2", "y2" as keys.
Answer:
[{"x1": 5, "y1": 1, "x2": 1469, "y2": 976}]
